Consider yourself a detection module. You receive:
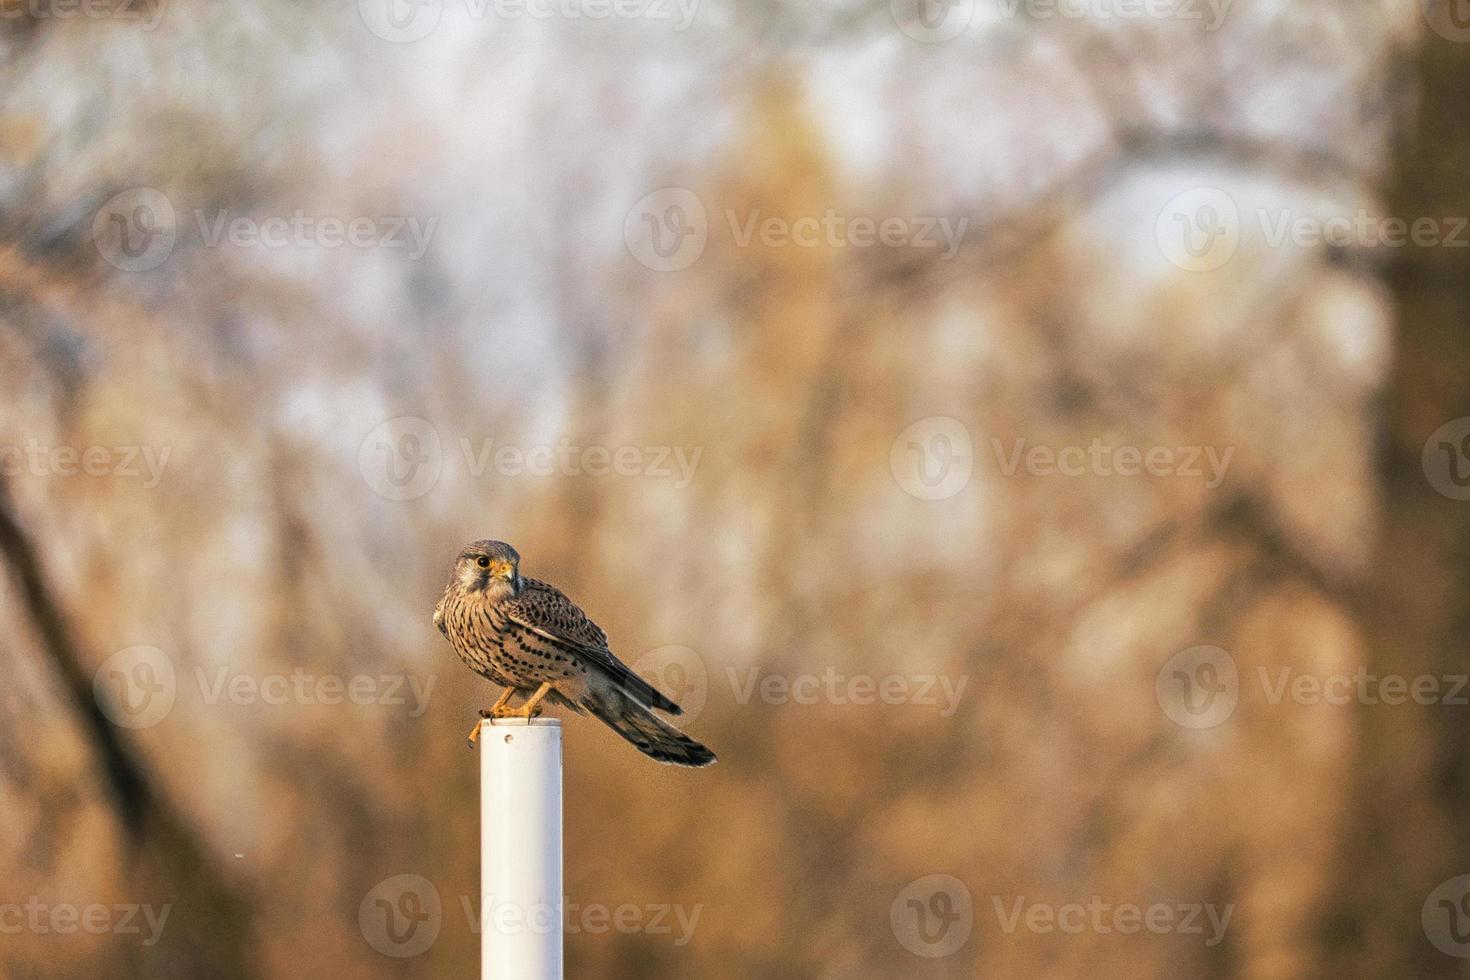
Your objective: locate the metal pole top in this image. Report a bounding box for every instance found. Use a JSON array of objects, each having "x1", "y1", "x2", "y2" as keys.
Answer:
[
  {"x1": 481, "y1": 715, "x2": 563, "y2": 979},
  {"x1": 479, "y1": 717, "x2": 563, "y2": 742}
]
